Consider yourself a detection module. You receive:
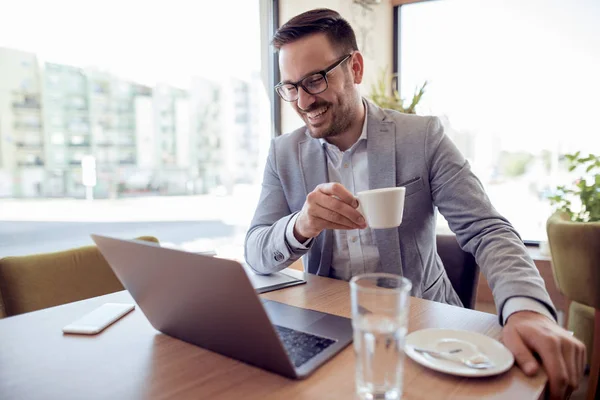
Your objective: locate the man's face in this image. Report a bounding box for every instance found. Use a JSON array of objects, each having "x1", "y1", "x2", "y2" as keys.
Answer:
[{"x1": 278, "y1": 34, "x2": 361, "y2": 139}]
